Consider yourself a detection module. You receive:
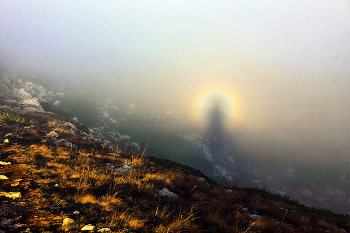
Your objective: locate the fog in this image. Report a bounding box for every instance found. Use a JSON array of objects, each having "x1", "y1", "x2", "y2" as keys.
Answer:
[{"x1": 1, "y1": 1, "x2": 350, "y2": 203}]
